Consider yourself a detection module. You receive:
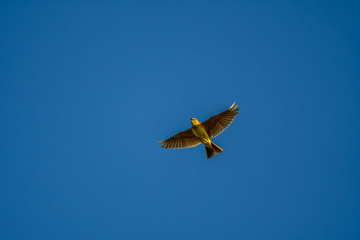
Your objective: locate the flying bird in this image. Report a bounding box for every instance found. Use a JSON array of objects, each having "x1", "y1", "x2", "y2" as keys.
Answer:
[{"x1": 159, "y1": 103, "x2": 239, "y2": 159}]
